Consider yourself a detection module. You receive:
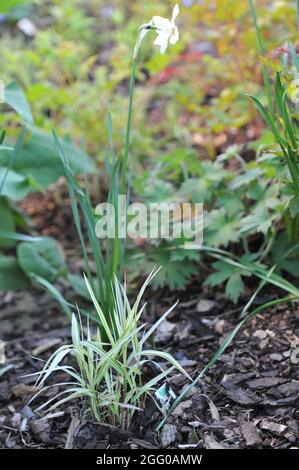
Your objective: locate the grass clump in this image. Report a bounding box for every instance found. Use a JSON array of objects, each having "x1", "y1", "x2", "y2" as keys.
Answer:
[{"x1": 29, "y1": 269, "x2": 190, "y2": 429}]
